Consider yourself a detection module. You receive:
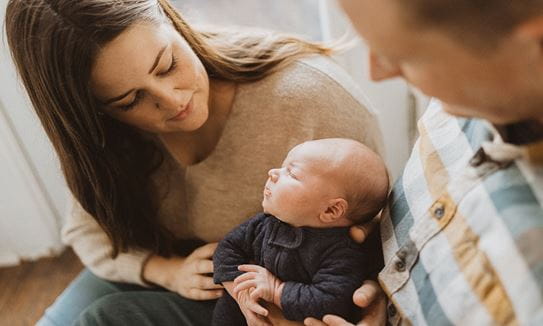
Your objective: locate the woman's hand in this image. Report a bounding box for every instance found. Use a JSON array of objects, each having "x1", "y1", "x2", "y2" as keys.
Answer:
[
  {"x1": 303, "y1": 280, "x2": 387, "y2": 326},
  {"x1": 143, "y1": 242, "x2": 224, "y2": 300}
]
